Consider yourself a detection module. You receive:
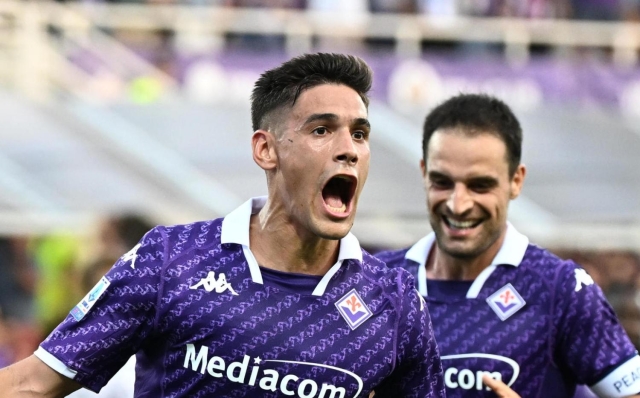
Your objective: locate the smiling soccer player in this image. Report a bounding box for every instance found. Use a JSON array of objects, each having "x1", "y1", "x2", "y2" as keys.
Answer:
[{"x1": 376, "y1": 93, "x2": 640, "y2": 398}]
